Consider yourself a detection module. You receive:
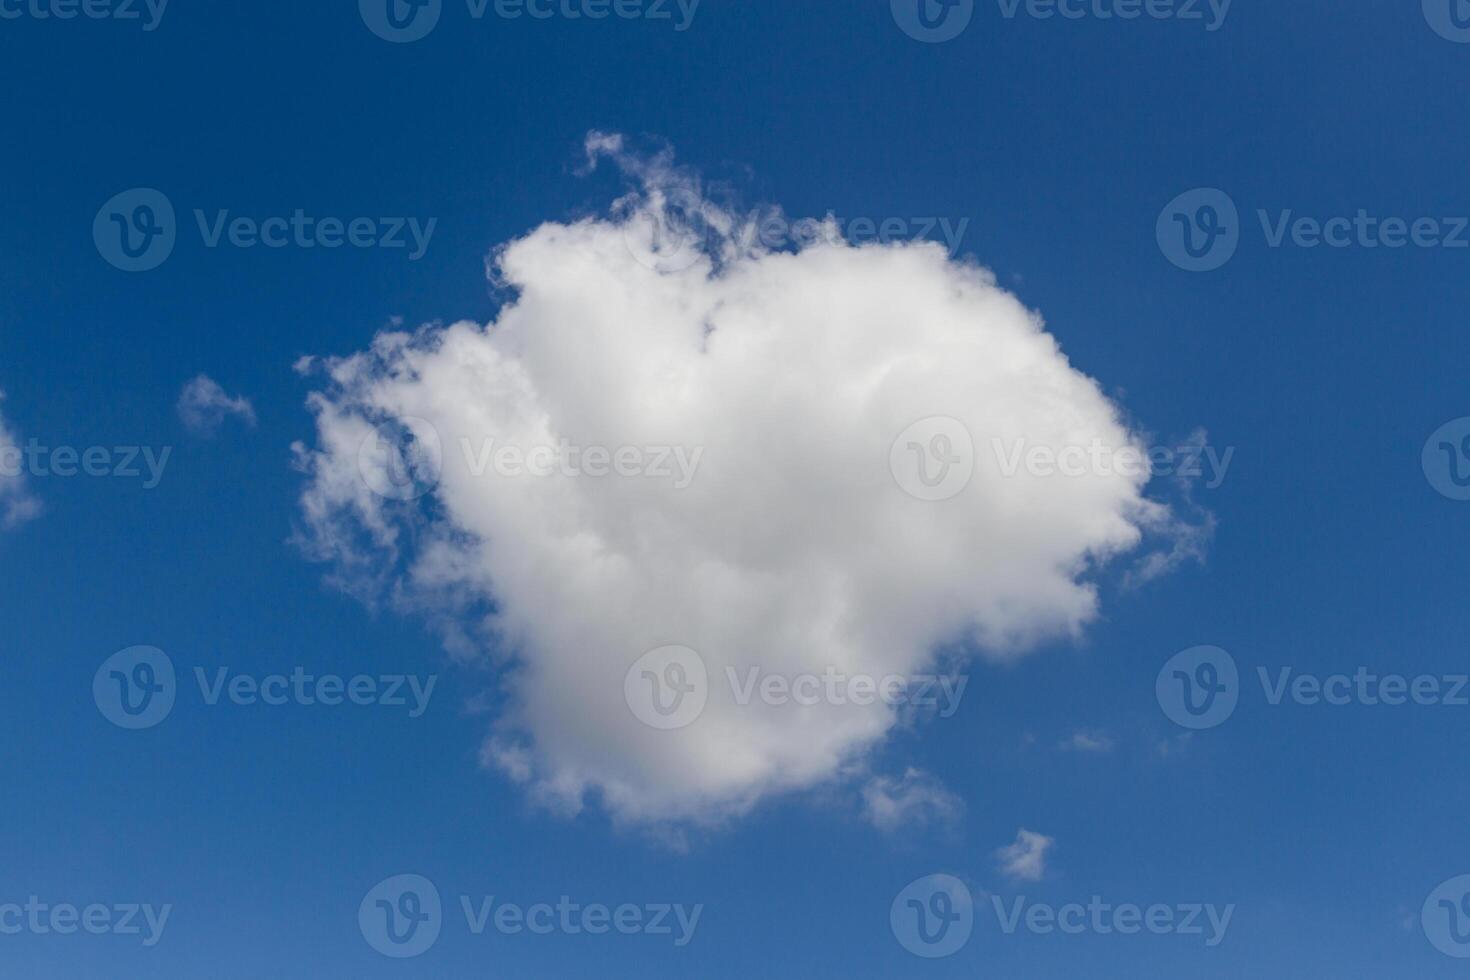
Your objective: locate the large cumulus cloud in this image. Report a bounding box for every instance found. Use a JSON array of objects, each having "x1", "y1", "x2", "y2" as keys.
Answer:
[{"x1": 292, "y1": 134, "x2": 1203, "y2": 830}]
